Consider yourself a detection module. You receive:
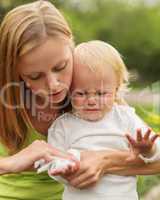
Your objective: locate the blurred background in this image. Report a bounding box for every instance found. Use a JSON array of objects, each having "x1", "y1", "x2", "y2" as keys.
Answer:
[{"x1": 0, "y1": 0, "x2": 159, "y2": 199}]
